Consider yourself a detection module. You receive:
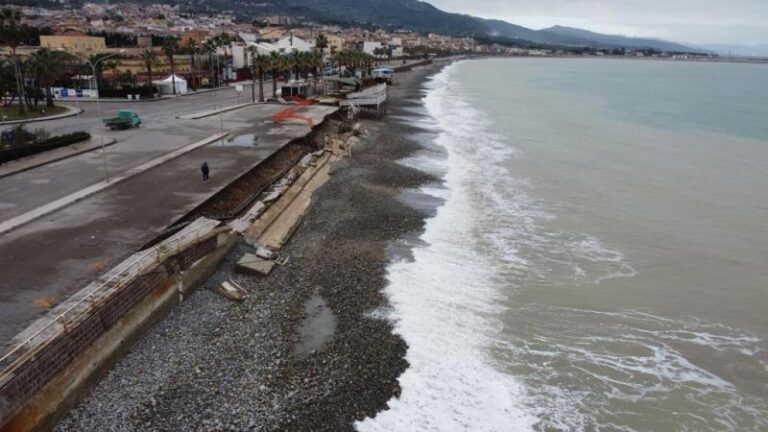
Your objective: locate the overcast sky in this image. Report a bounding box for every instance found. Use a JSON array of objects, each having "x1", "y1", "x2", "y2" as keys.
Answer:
[{"x1": 428, "y1": 0, "x2": 768, "y2": 46}]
